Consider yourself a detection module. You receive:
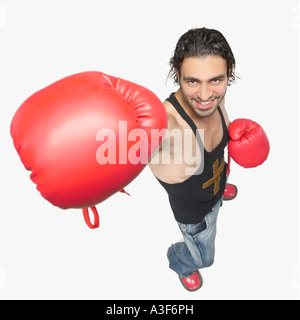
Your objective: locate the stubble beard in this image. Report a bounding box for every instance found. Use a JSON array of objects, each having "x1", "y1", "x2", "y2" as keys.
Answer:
[{"x1": 184, "y1": 94, "x2": 223, "y2": 118}]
